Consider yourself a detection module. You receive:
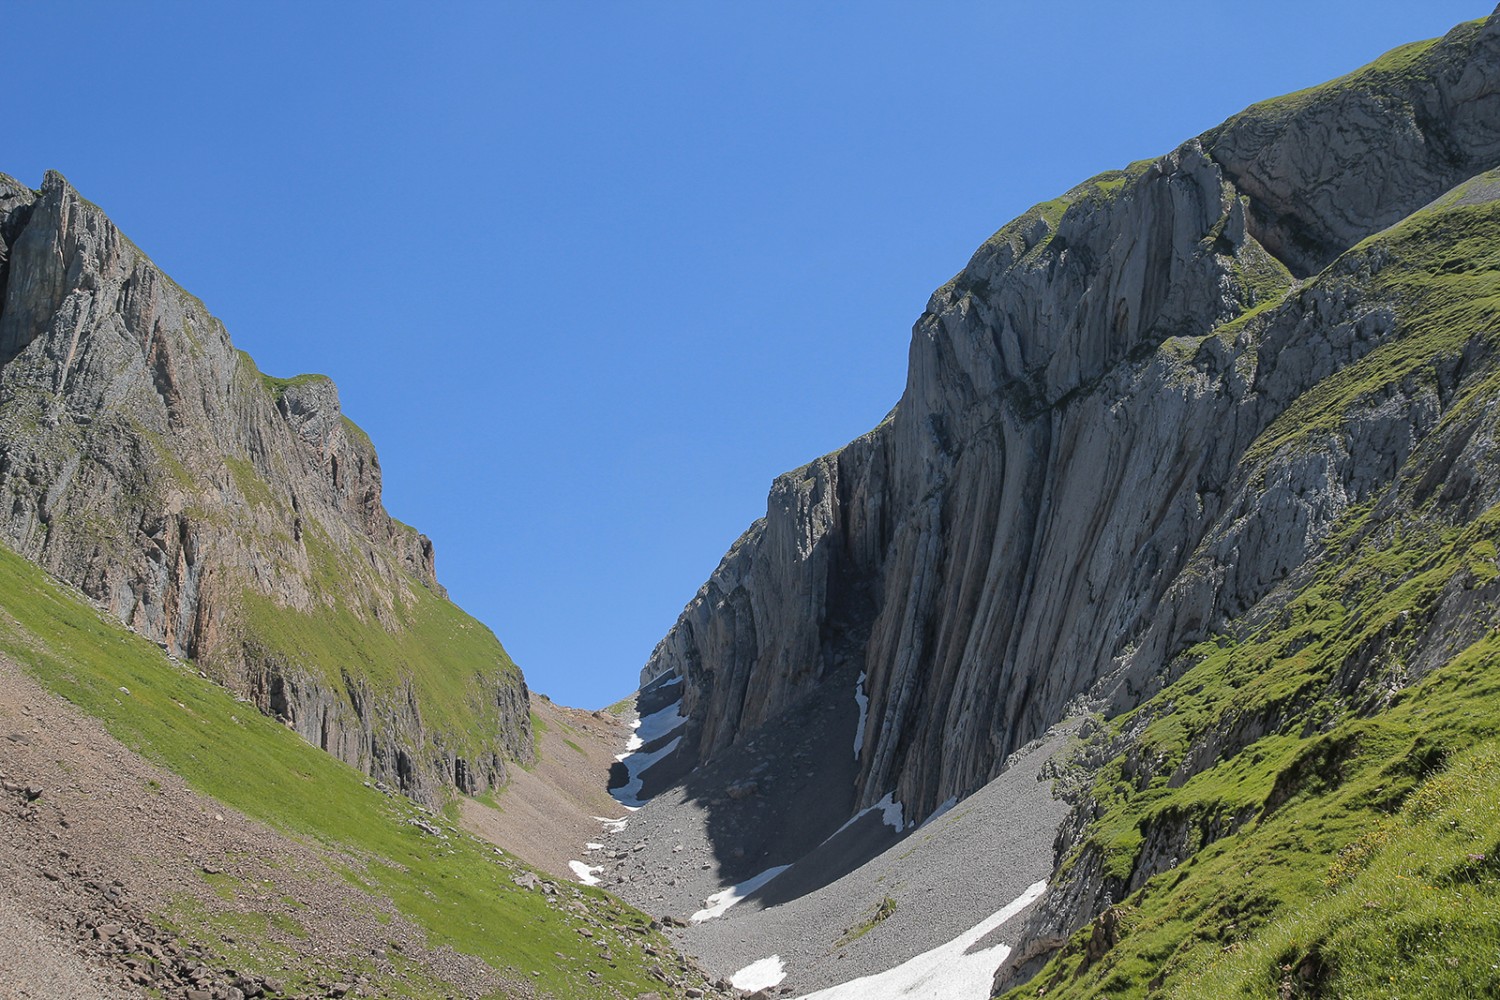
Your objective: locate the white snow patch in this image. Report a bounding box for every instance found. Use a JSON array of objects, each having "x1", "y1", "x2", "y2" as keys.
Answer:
[
  {"x1": 874, "y1": 792, "x2": 906, "y2": 832},
  {"x1": 594, "y1": 815, "x2": 629, "y2": 834},
  {"x1": 689, "y1": 864, "x2": 791, "y2": 923},
  {"x1": 732, "y1": 955, "x2": 786, "y2": 992},
  {"x1": 823, "y1": 791, "x2": 909, "y2": 846},
  {"x1": 611, "y1": 735, "x2": 683, "y2": 808},
  {"x1": 618, "y1": 702, "x2": 688, "y2": 758},
  {"x1": 640, "y1": 702, "x2": 688, "y2": 741},
  {"x1": 567, "y1": 860, "x2": 603, "y2": 886},
  {"x1": 853, "y1": 671, "x2": 869, "y2": 759},
  {"x1": 643, "y1": 673, "x2": 683, "y2": 691},
  {"x1": 919, "y1": 796, "x2": 959, "y2": 829},
  {"x1": 585, "y1": 842, "x2": 605, "y2": 851},
  {"x1": 792, "y1": 880, "x2": 1048, "y2": 1000}
]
